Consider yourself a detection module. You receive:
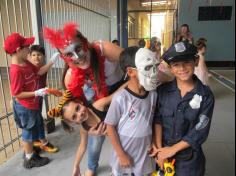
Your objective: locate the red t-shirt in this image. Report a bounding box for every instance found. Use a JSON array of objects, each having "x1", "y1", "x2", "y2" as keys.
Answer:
[
  {"x1": 10, "y1": 60, "x2": 40, "y2": 110},
  {"x1": 38, "y1": 73, "x2": 47, "y2": 89}
]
